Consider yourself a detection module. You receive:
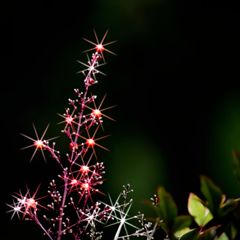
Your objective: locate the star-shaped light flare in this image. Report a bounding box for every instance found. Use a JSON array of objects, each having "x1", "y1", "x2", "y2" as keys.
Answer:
[
  {"x1": 58, "y1": 108, "x2": 78, "y2": 132},
  {"x1": 63, "y1": 156, "x2": 105, "y2": 203},
  {"x1": 6, "y1": 200, "x2": 22, "y2": 220},
  {"x1": 85, "y1": 95, "x2": 116, "y2": 128},
  {"x1": 83, "y1": 30, "x2": 117, "y2": 61},
  {"x1": 80, "y1": 203, "x2": 106, "y2": 231},
  {"x1": 77, "y1": 54, "x2": 106, "y2": 77},
  {"x1": 103, "y1": 194, "x2": 141, "y2": 240},
  {"x1": 20, "y1": 124, "x2": 58, "y2": 162},
  {"x1": 10, "y1": 185, "x2": 46, "y2": 220},
  {"x1": 78, "y1": 125, "x2": 110, "y2": 159}
]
